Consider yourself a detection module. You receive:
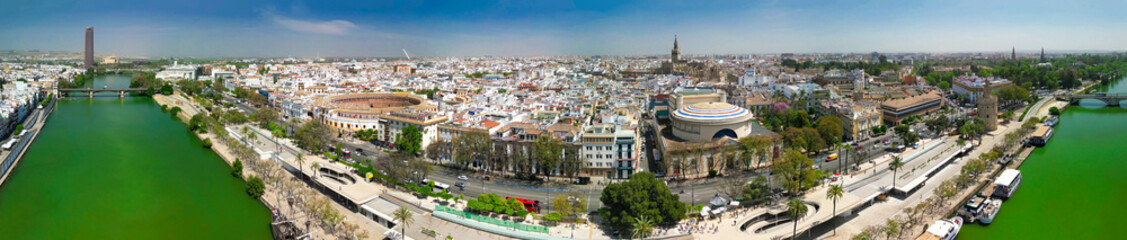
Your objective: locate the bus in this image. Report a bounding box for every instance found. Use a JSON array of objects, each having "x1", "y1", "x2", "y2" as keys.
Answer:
[{"x1": 506, "y1": 197, "x2": 541, "y2": 214}]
